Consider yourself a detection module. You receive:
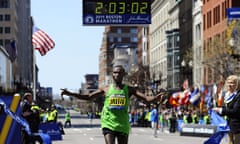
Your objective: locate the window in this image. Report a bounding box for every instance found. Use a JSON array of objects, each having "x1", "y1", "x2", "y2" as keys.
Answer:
[
  {"x1": 143, "y1": 28, "x2": 147, "y2": 36},
  {"x1": 117, "y1": 37, "x2": 122, "y2": 42},
  {"x1": 0, "y1": 0, "x2": 10, "y2": 8},
  {"x1": 117, "y1": 28, "x2": 122, "y2": 34},
  {"x1": 167, "y1": 55, "x2": 173, "y2": 68},
  {"x1": 5, "y1": 27, "x2": 10, "y2": 33},
  {"x1": 203, "y1": 14, "x2": 206, "y2": 30},
  {"x1": 174, "y1": 53, "x2": 180, "y2": 66},
  {"x1": 0, "y1": 39, "x2": 3, "y2": 45},
  {"x1": 167, "y1": 35, "x2": 173, "y2": 48},
  {"x1": 0, "y1": 15, "x2": 3, "y2": 21},
  {"x1": 174, "y1": 34, "x2": 180, "y2": 47},
  {"x1": 109, "y1": 37, "x2": 114, "y2": 43},
  {"x1": 4, "y1": 39, "x2": 10, "y2": 45},
  {"x1": 0, "y1": 27, "x2": 3, "y2": 33},
  {"x1": 195, "y1": 24, "x2": 201, "y2": 40},
  {"x1": 143, "y1": 41, "x2": 146, "y2": 51},
  {"x1": 130, "y1": 37, "x2": 138, "y2": 42},
  {"x1": 5, "y1": 14, "x2": 10, "y2": 21},
  {"x1": 130, "y1": 28, "x2": 138, "y2": 34},
  {"x1": 174, "y1": 71, "x2": 180, "y2": 86}
]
